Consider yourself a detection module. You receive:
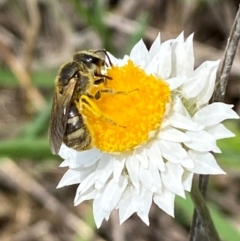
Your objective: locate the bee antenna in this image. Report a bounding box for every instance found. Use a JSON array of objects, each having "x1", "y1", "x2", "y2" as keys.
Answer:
[{"x1": 94, "y1": 49, "x2": 113, "y2": 67}]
